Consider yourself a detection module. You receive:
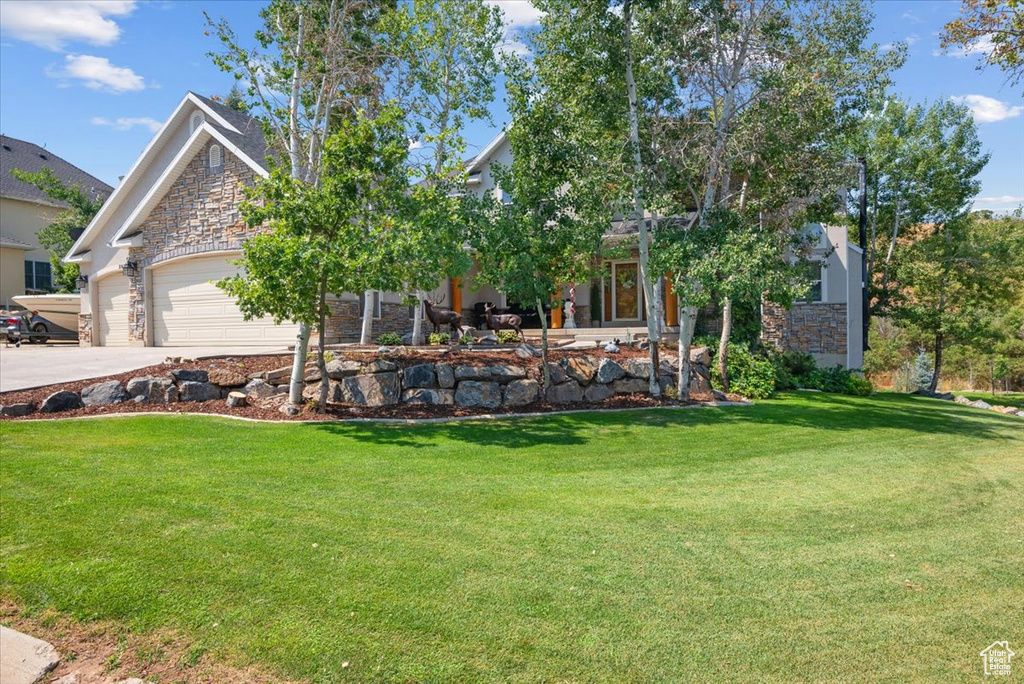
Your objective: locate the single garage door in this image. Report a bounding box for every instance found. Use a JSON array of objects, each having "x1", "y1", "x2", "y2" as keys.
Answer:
[
  {"x1": 97, "y1": 275, "x2": 130, "y2": 347},
  {"x1": 151, "y1": 254, "x2": 297, "y2": 346}
]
